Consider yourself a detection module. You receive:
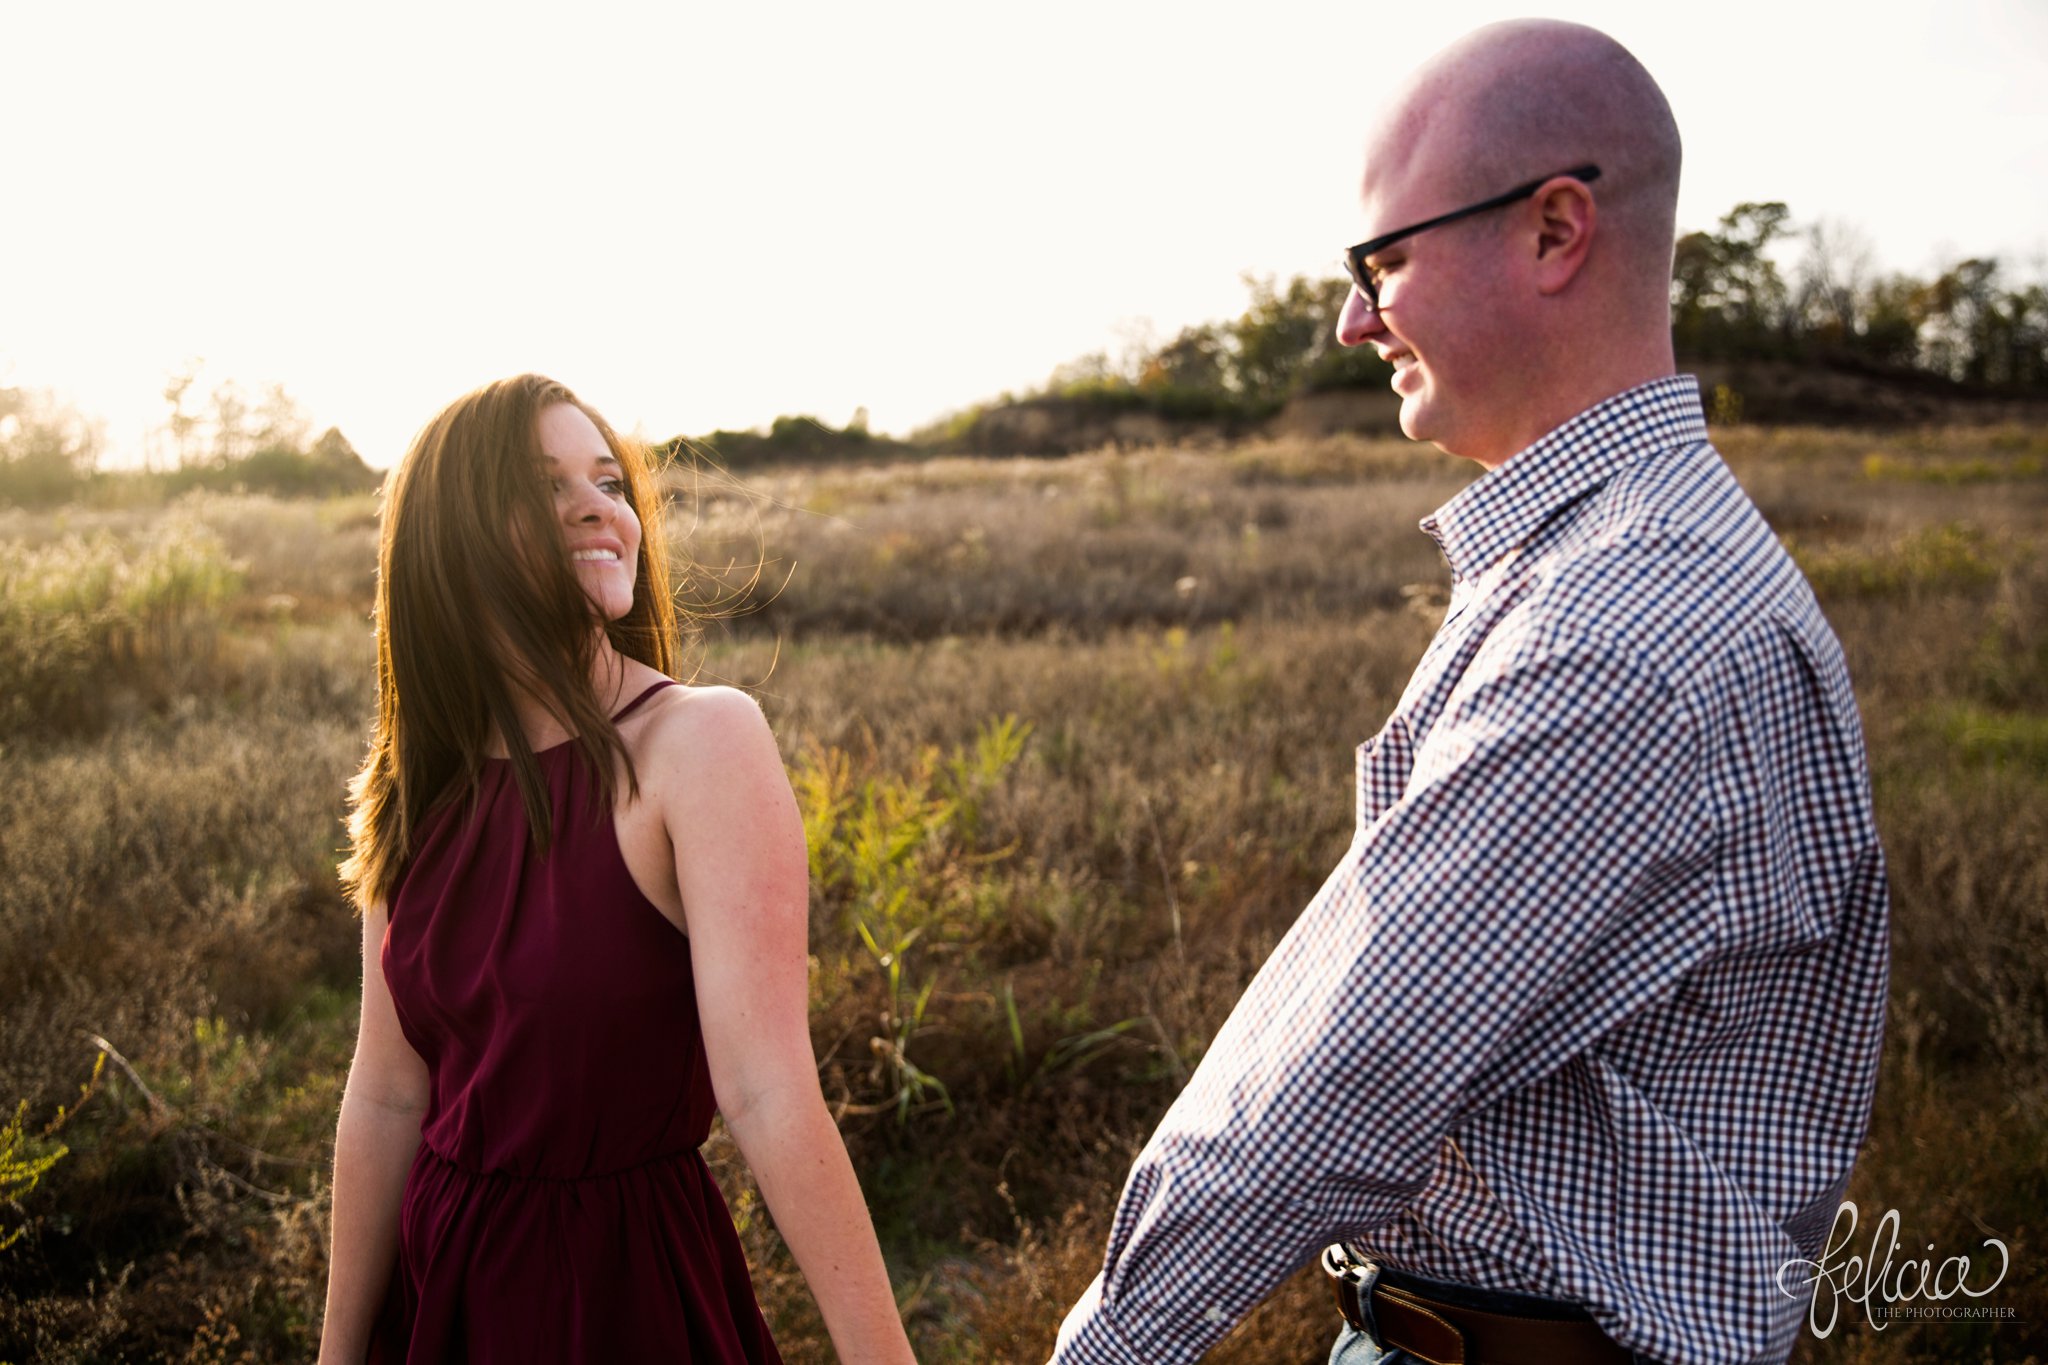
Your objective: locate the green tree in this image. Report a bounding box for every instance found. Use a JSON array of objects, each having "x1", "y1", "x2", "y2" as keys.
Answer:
[
  {"x1": 1792, "y1": 218, "x2": 1875, "y2": 349},
  {"x1": 1297, "y1": 277, "x2": 1394, "y2": 393},
  {"x1": 1140, "y1": 323, "x2": 1230, "y2": 395},
  {"x1": 231, "y1": 425, "x2": 378, "y2": 496},
  {"x1": 1914, "y1": 258, "x2": 2048, "y2": 389},
  {"x1": 161, "y1": 360, "x2": 204, "y2": 471},
  {"x1": 208, "y1": 378, "x2": 252, "y2": 466},
  {"x1": 1857, "y1": 273, "x2": 1925, "y2": 368},
  {"x1": 310, "y1": 425, "x2": 364, "y2": 471},
  {"x1": 0, "y1": 388, "x2": 101, "y2": 506},
  {"x1": 251, "y1": 379, "x2": 312, "y2": 454},
  {"x1": 2005, "y1": 282, "x2": 2048, "y2": 390},
  {"x1": 1229, "y1": 273, "x2": 1325, "y2": 405},
  {"x1": 1045, "y1": 350, "x2": 1133, "y2": 401},
  {"x1": 1671, "y1": 201, "x2": 1793, "y2": 359}
]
